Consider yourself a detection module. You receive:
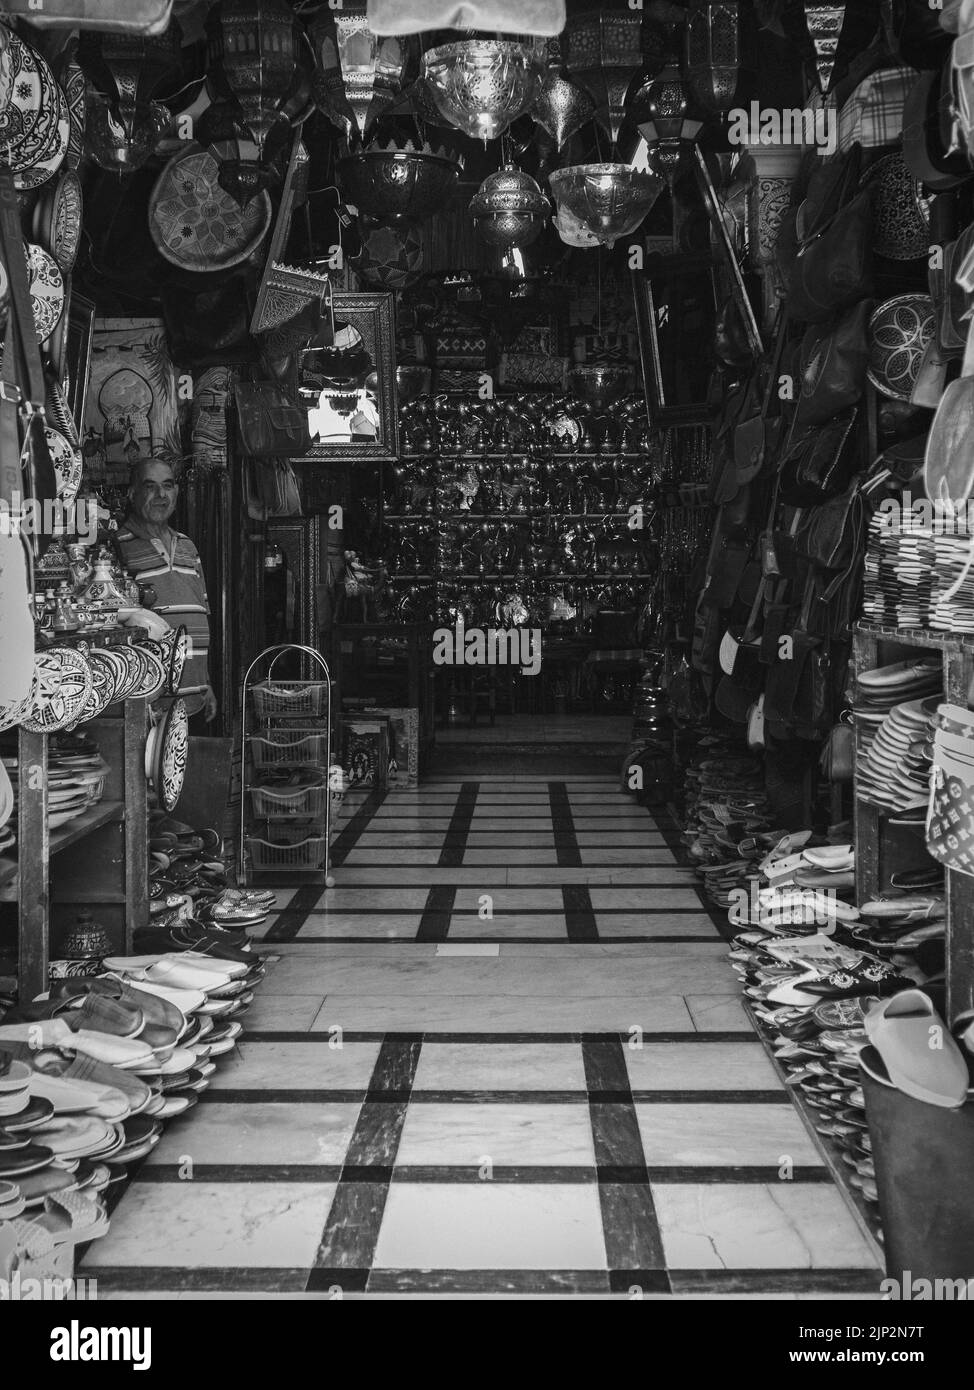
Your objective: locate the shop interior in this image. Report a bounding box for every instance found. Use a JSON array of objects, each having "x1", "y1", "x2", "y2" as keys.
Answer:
[{"x1": 0, "y1": 0, "x2": 973, "y2": 1305}]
